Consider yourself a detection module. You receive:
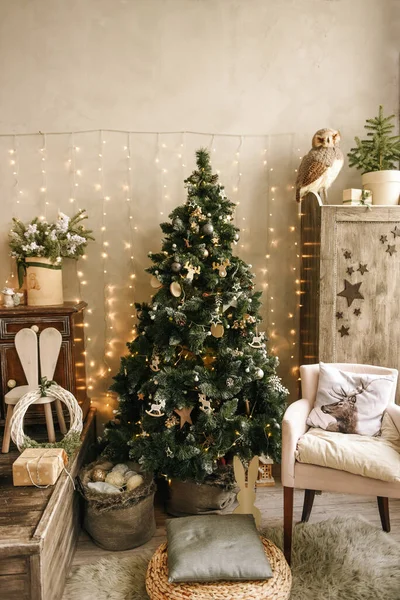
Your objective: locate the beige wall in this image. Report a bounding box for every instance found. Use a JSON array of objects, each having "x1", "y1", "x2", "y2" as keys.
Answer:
[{"x1": 0, "y1": 0, "x2": 398, "y2": 425}]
